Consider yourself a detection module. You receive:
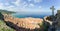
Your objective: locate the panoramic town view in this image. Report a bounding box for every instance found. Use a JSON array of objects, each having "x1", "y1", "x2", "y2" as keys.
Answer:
[{"x1": 0, "y1": 0, "x2": 60, "y2": 31}]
